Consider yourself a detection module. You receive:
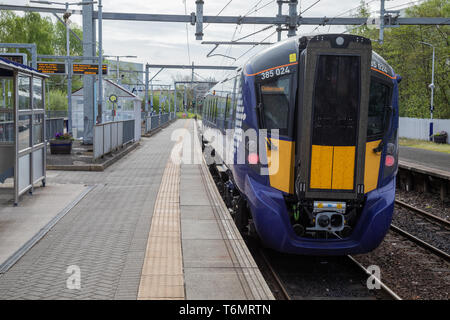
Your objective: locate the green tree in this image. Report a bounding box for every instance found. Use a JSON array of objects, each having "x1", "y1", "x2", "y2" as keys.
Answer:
[{"x1": 351, "y1": 0, "x2": 450, "y2": 119}]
